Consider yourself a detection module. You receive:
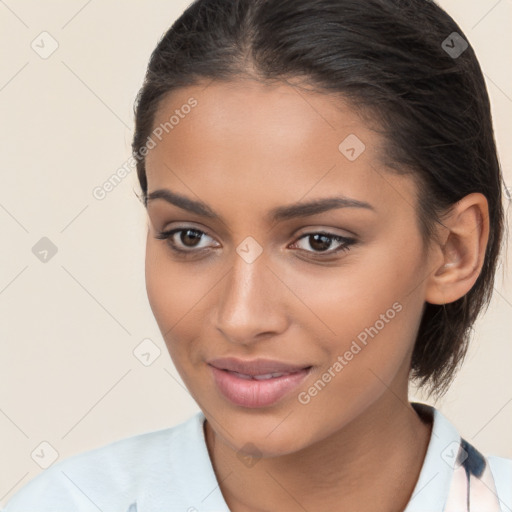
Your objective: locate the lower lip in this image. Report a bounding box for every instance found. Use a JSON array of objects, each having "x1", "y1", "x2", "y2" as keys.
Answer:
[{"x1": 209, "y1": 365, "x2": 311, "y2": 408}]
